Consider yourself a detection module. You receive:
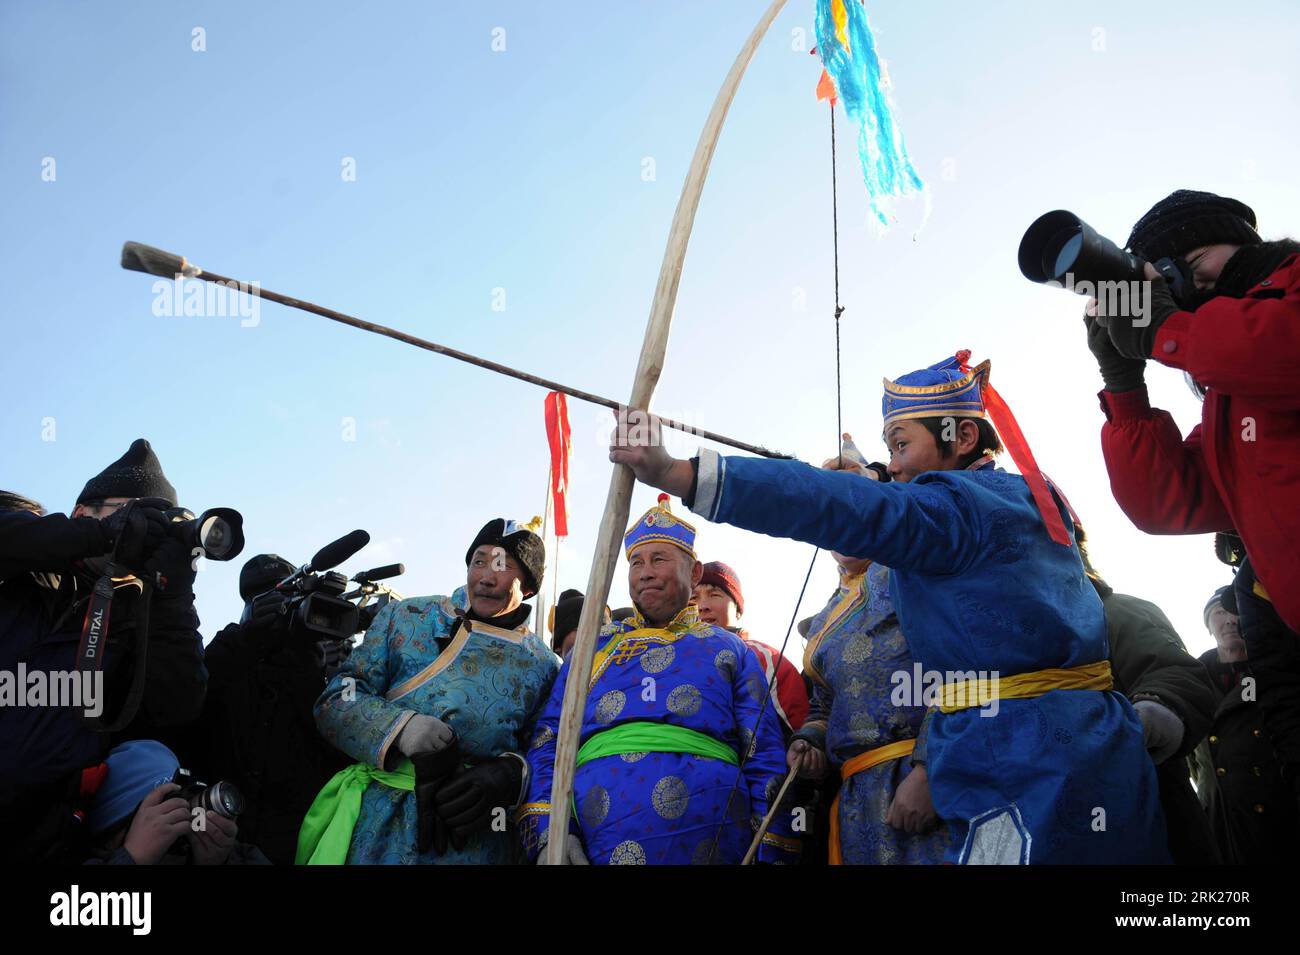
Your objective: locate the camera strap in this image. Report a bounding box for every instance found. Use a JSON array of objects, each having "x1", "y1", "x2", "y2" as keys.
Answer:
[
  {"x1": 77, "y1": 570, "x2": 152, "y2": 733},
  {"x1": 75, "y1": 573, "x2": 116, "y2": 675}
]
